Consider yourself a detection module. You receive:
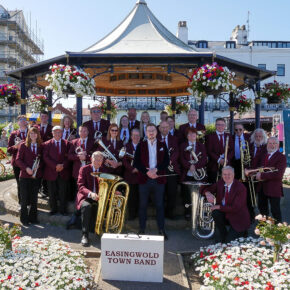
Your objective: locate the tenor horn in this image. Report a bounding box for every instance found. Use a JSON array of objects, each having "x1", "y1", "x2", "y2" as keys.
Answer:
[
  {"x1": 91, "y1": 172, "x2": 129, "y2": 235},
  {"x1": 185, "y1": 146, "x2": 206, "y2": 180}
]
